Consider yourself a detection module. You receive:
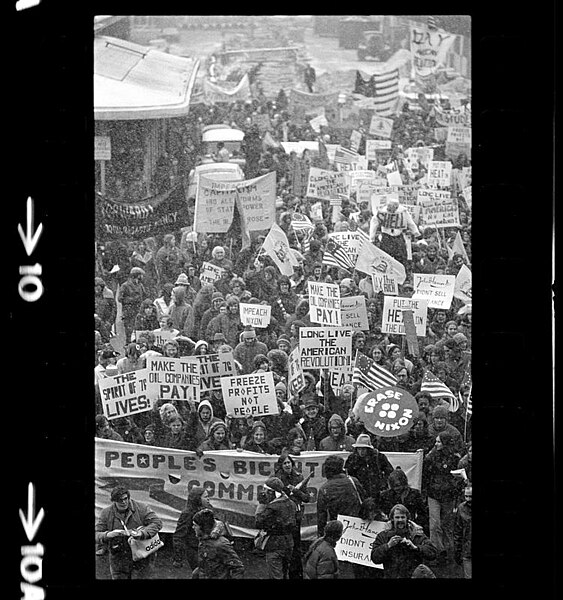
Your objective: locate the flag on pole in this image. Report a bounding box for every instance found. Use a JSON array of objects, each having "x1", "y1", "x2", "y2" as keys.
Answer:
[
  {"x1": 355, "y1": 69, "x2": 400, "y2": 117},
  {"x1": 421, "y1": 369, "x2": 455, "y2": 400},
  {"x1": 452, "y1": 230, "x2": 470, "y2": 264},
  {"x1": 460, "y1": 362, "x2": 472, "y2": 416},
  {"x1": 322, "y1": 236, "x2": 355, "y2": 272},
  {"x1": 290, "y1": 212, "x2": 314, "y2": 232},
  {"x1": 261, "y1": 223, "x2": 298, "y2": 276},
  {"x1": 352, "y1": 351, "x2": 397, "y2": 391}
]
